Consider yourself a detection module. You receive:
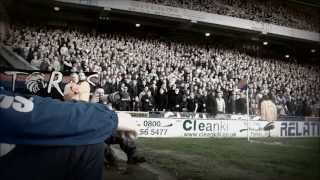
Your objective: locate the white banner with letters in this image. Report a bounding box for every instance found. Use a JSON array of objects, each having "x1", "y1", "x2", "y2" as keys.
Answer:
[{"x1": 133, "y1": 118, "x2": 320, "y2": 138}]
